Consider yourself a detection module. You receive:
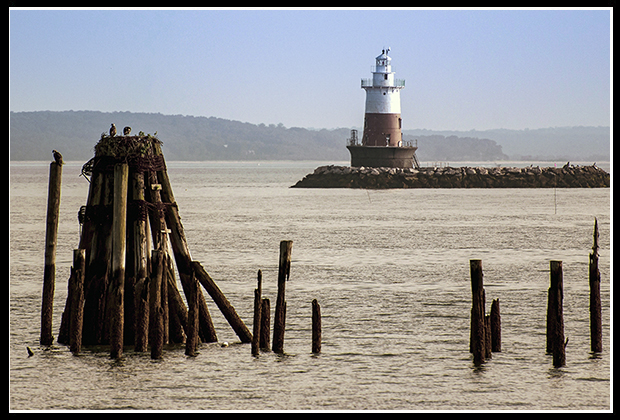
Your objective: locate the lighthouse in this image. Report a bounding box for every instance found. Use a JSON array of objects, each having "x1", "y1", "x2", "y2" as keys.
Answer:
[{"x1": 347, "y1": 48, "x2": 419, "y2": 168}]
